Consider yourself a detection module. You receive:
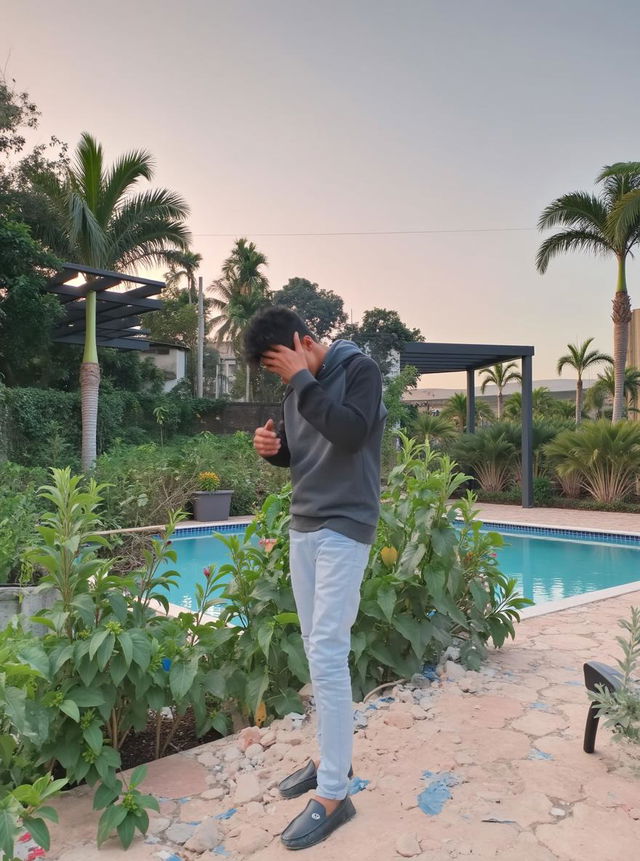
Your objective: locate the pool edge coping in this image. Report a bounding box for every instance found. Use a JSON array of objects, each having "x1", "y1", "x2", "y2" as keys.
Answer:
[{"x1": 167, "y1": 516, "x2": 640, "y2": 619}]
